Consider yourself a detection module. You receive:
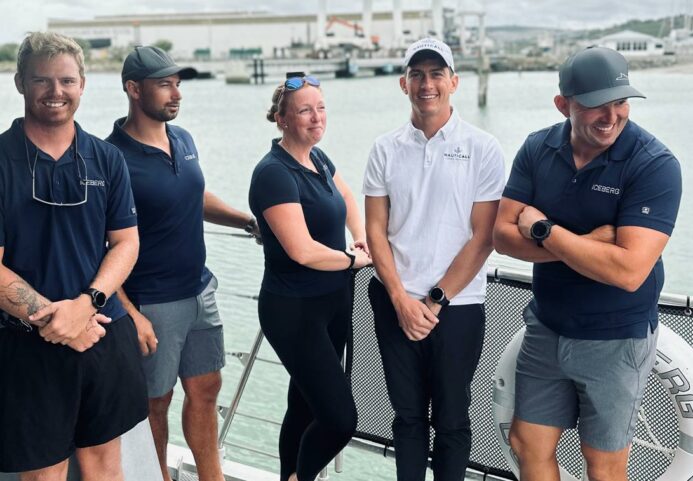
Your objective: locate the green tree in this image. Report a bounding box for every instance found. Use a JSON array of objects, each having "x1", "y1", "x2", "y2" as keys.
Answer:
[
  {"x1": 154, "y1": 39, "x2": 173, "y2": 52},
  {"x1": 0, "y1": 43, "x2": 18, "y2": 62}
]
